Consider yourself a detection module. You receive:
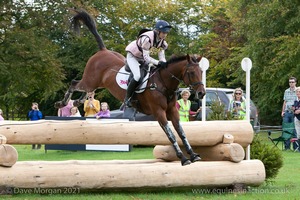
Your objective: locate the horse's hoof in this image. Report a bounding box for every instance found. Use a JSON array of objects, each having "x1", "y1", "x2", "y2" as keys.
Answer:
[
  {"x1": 190, "y1": 153, "x2": 201, "y2": 163},
  {"x1": 181, "y1": 158, "x2": 192, "y2": 166}
]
